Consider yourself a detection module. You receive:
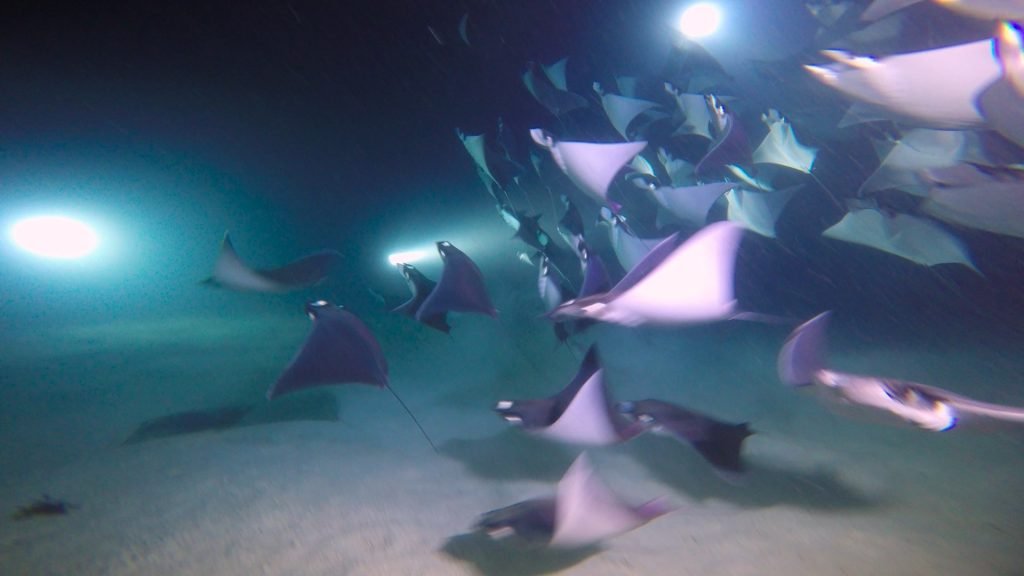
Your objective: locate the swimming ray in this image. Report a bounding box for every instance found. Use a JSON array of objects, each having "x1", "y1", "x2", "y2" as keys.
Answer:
[
  {"x1": 473, "y1": 166, "x2": 503, "y2": 204},
  {"x1": 805, "y1": 39, "x2": 1001, "y2": 129},
  {"x1": 578, "y1": 252, "x2": 611, "y2": 299},
  {"x1": 807, "y1": 0, "x2": 857, "y2": 27},
  {"x1": 457, "y1": 129, "x2": 521, "y2": 191},
  {"x1": 837, "y1": 102, "x2": 901, "y2": 128},
  {"x1": 658, "y1": 148, "x2": 697, "y2": 187},
  {"x1": 920, "y1": 165, "x2": 1024, "y2": 239},
  {"x1": 624, "y1": 169, "x2": 659, "y2": 194},
  {"x1": 268, "y1": 301, "x2": 435, "y2": 449},
  {"x1": 595, "y1": 83, "x2": 662, "y2": 140},
  {"x1": 834, "y1": 12, "x2": 910, "y2": 54},
  {"x1": 861, "y1": 0, "x2": 1024, "y2": 21},
  {"x1": 499, "y1": 204, "x2": 581, "y2": 289},
  {"x1": 549, "y1": 454, "x2": 673, "y2": 548},
  {"x1": 695, "y1": 98, "x2": 752, "y2": 178},
  {"x1": 822, "y1": 208, "x2": 978, "y2": 271},
  {"x1": 496, "y1": 202, "x2": 522, "y2": 232},
  {"x1": 203, "y1": 232, "x2": 341, "y2": 293},
  {"x1": 417, "y1": 241, "x2": 497, "y2": 321},
  {"x1": 522, "y1": 62, "x2": 589, "y2": 117},
  {"x1": 617, "y1": 399, "x2": 753, "y2": 476},
  {"x1": 751, "y1": 110, "x2": 817, "y2": 174},
  {"x1": 549, "y1": 221, "x2": 743, "y2": 326},
  {"x1": 664, "y1": 83, "x2": 714, "y2": 140},
  {"x1": 494, "y1": 346, "x2": 644, "y2": 446},
  {"x1": 515, "y1": 213, "x2": 556, "y2": 253},
  {"x1": 393, "y1": 263, "x2": 450, "y2": 333},
  {"x1": 779, "y1": 312, "x2": 1024, "y2": 431},
  {"x1": 538, "y1": 254, "x2": 572, "y2": 314},
  {"x1": 651, "y1": 182, "x2": 736, "y2": 227},
  {"x1": 558, "y1": 250, "x2": 612, "y2": 340},
  {"x1": 458, "y1": 130, "x2": 497, "y2": 186},
  {"x1": 269, "y1": 301, "x2": 389, "y2": 399},
  {"x1": 498, "y1": 204, "x2": 555, "y2": 253},
  {"x1": 859, "y1": 0, "x2": 926, "y2": 20},
  {"x1": 600, "y1": 208, "x2": 669, "y2": 272},
  {"x1": 541, "y1": 58, "x2": 571, "y2": 91},
  {"x1": 725, "y1": 186, "x2": 797, "y2": 238},
  {"x1": 630, "y1": 153, "x2": 658, "y2": 179},
  {"x1": 458, "y1": 12, "x2": 471, "y2": 45},
  {"x1": 474, "y1": 453, "x2": 673, "y2": 548},
  {"x1": 978, "y1": 22, "x2": 1024, "y2": 148},
  {"x1": 616, "y1": 75, "x2": 639, "y2": 98},
  {"x1": 531, "y1": 129, "x2": 648, "y2": 205},
  {"x1": 723, "y1": 164, "x2": 776, "y2": 193},
  {"x1": 558, "y1": 194, "x2": 586, "y2": 262},
  {"x1": 859, "y1": 129, "x2": 978, "y2": 197}
]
